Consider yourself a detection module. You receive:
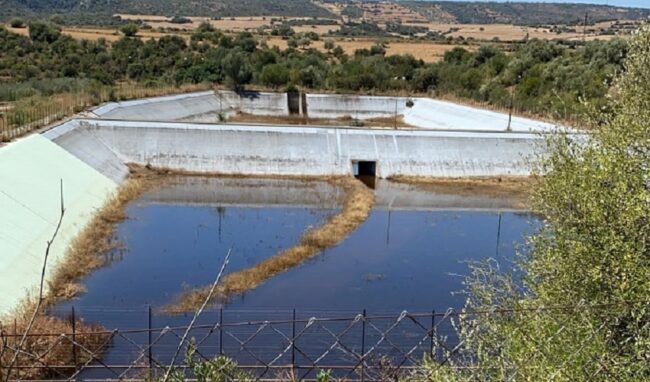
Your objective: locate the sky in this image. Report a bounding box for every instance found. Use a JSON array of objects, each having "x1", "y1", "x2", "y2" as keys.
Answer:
[{"x1": 422, "y1": 0, "x2": 650, "y2": 9}]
